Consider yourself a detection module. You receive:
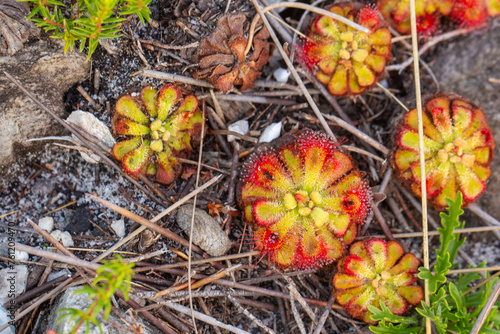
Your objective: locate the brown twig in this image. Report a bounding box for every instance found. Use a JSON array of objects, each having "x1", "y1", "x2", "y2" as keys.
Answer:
[
  {"x1": 134, "y1": 251, "x2": 260, "y2": 272},
  {"x1": 164, "y1": 302, "x2": 252, "y2": 334},
  {"x1": 210, "y1": 130, "x2": 258, "y2": 143},
  {"x1": 15, "y1": 243, "x2": 100, "y2": 271},
  {"x1": 177, "y1": 157, "x2": 230, "y2": 175},
  {"x1": 312, "y1": 295, "x2": 336, "y2": 334},
  {"x1": 392, "y1": 186, "x2": 422, "y2": 231},
  {"x1": 275, "y1": 285, "x2": 290, "y2": 334},
  {"x1": 470, "y1": 278, "x2": 500, "y2": 334},
  {"x1": 227, "y1": 295, "x2": 276, "y2": 334},
  {"x1": 157, "y1": 308, "x2": 191, "y2": 334},
  {"x1": 19, "y1": 223, "x2": 177, "y2": 334},
  {"x1": 321, "y1": 113, "x2": 390, "y2": 155},
  {"x1": 370, "y1": 205, "x2": 394, "y2": 240},
  {"x1": 289, "y1": 289, "x2": 307, "y2": 334},
  {"x1": 207, "y1": 111, "x2": 233, "y2": 157}
]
